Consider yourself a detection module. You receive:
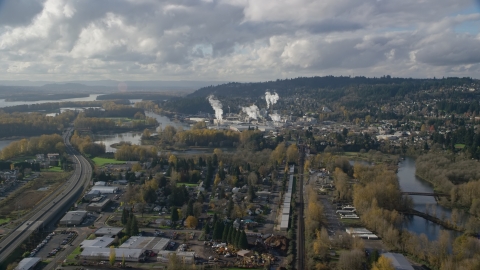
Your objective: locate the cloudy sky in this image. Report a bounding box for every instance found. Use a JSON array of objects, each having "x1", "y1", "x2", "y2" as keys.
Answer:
[{"x1": 0, "y1": 0, "x2": 479, "y2": 82}]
